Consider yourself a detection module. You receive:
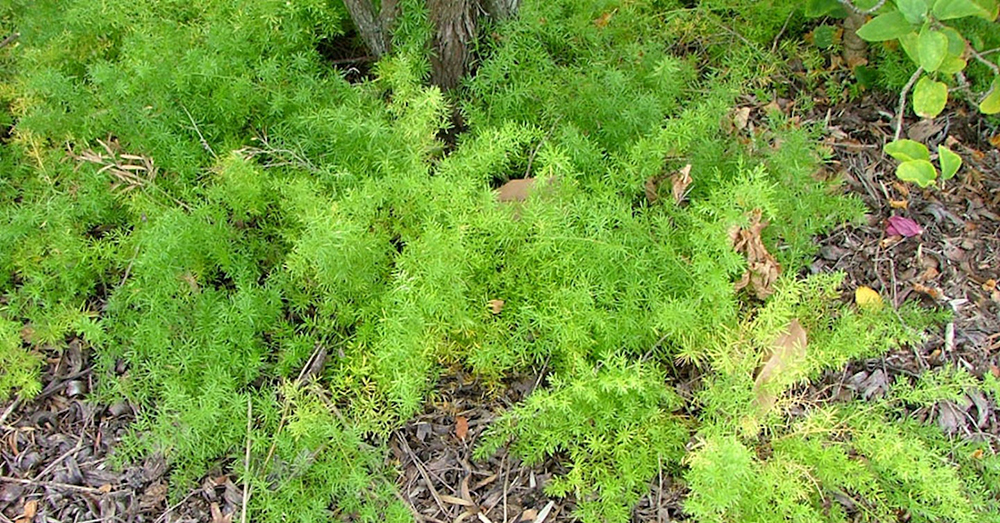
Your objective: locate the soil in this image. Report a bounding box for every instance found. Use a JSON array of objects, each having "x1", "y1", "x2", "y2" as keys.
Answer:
[{"x1": 2, "y1": 75, "x2": 999, "y2": 523}]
